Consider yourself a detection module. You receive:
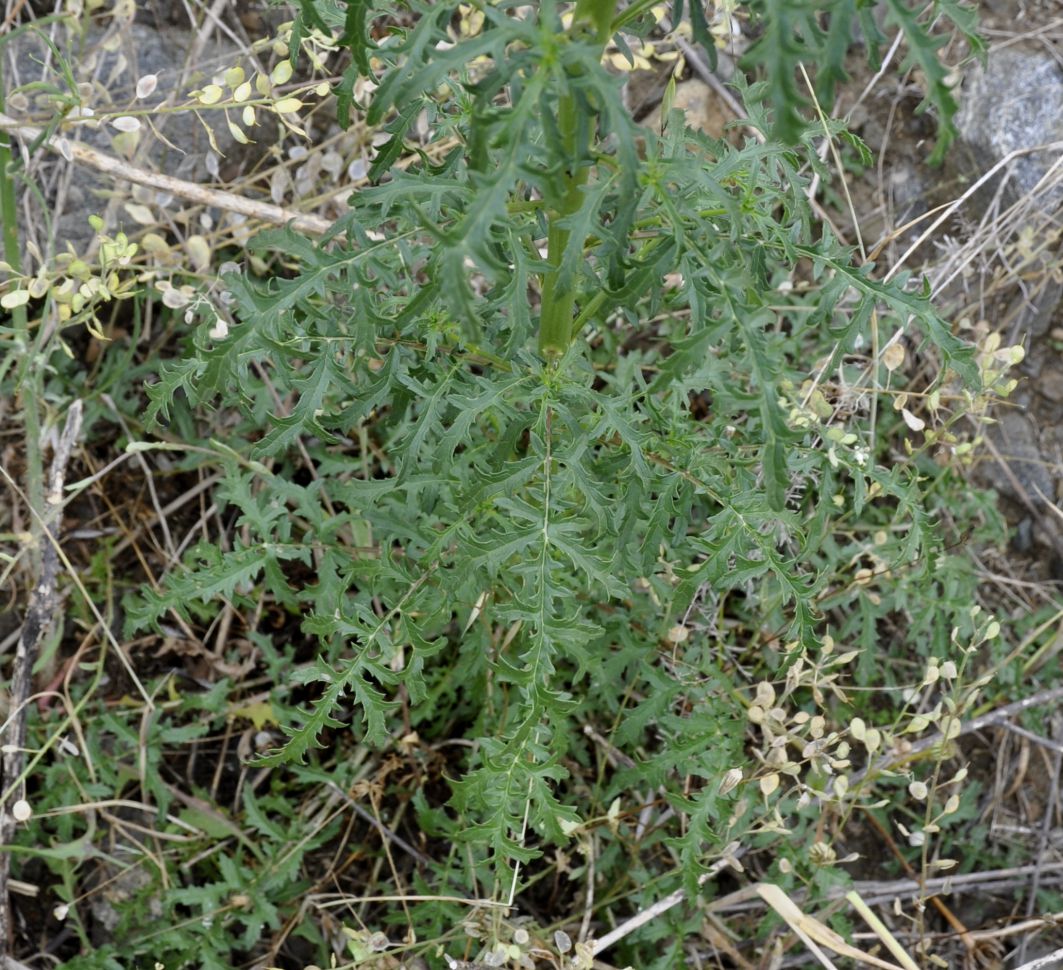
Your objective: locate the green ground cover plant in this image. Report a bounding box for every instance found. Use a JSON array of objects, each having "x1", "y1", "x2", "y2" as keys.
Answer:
[{"x1": 2, "y1": 0, "x2": 1049, "y2": 967}]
